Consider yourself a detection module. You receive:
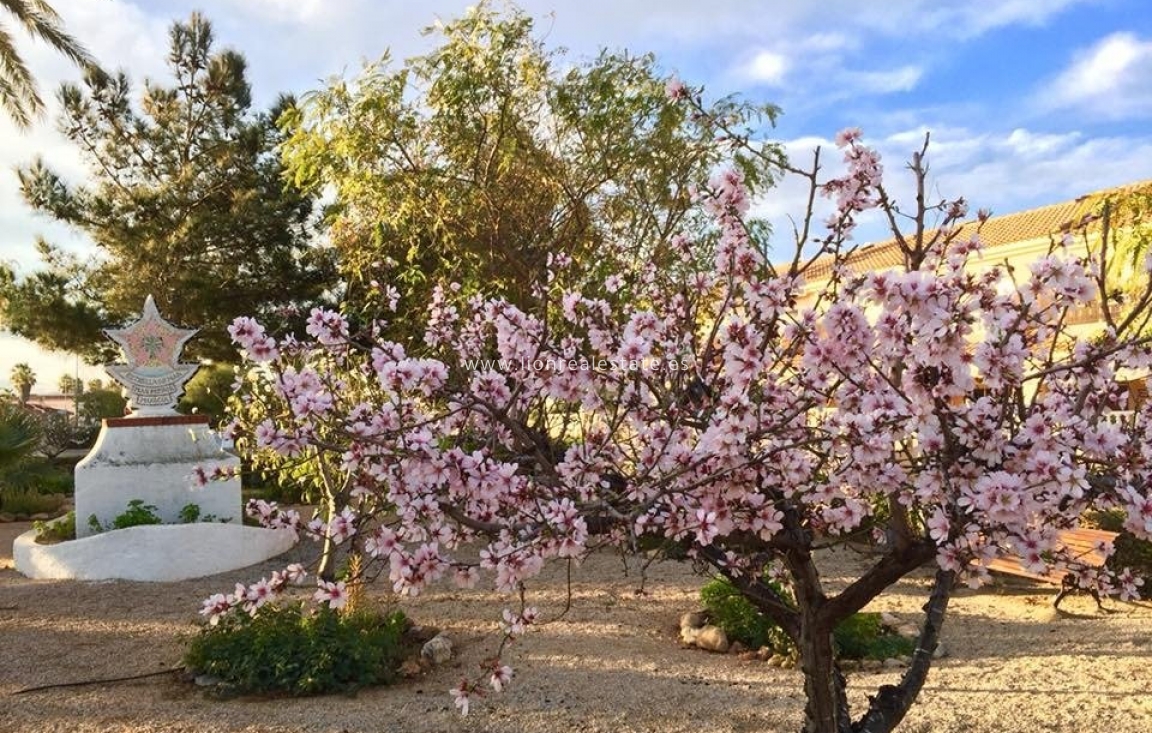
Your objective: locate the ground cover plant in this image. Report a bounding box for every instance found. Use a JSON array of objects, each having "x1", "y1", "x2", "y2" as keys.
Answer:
[{"x1": 184, "y1": 602, "x2": 409, "y2": 696}]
